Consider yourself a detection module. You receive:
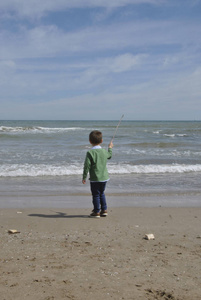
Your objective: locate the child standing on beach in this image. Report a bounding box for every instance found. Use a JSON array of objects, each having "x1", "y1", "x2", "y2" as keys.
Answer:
[{"x1": 82, "y1": 130, "x2": 113, "y2": 218}]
